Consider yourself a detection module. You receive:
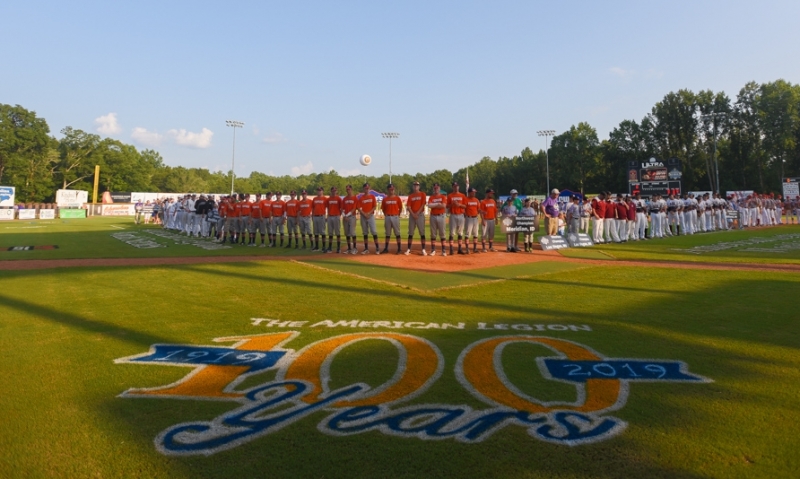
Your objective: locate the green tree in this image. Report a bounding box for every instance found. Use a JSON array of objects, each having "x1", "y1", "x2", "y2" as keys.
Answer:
[{"x1": 0, "y1": 104, "x2": 53, "y2": 201}]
